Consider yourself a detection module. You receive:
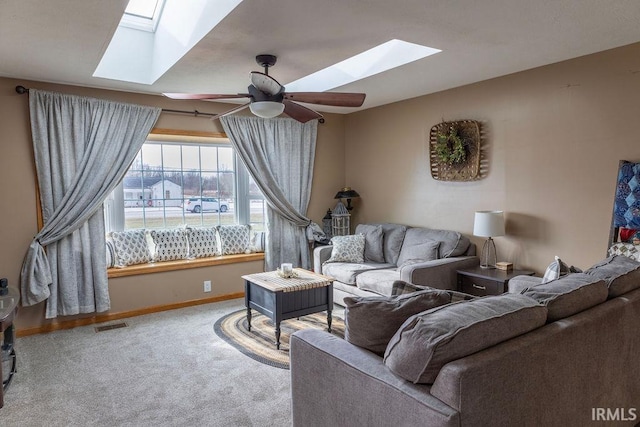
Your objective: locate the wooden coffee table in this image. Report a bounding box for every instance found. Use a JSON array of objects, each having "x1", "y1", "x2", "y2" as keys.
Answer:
[{"x1": 242, "y1": 268, "x2": 334, "y2": 349}]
